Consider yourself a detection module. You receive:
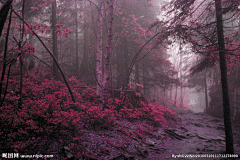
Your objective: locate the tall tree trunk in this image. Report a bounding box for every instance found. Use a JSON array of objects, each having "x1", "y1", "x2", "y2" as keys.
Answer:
[
  {"x1": 234, "y1": 15, "x2": 240, "y2": 121},
  {"x1": 89, "y1": 1, "x2": 97, "y2": 79},
  {"x1": 18, "y1": 0, "x2": 25, "y2": 109},
  {"x1": 116, "y1": 38, "x2": 124, "y2": 88},
  {"x1": 0, "y1": 6, "x2": 12, "y2": 107},
  {"x1": 135, "y1": 62, "x2": 140, "y2": 92},
  {"x1": 122, "y1": 37, "x2": 129, "y2": 90},
  {"x1": 232, "y1": 71, "x2": 238, "y2": 121},
  {"x1": 135, "y1": 63, "x2": 139, "y2": 83},
  {"x1": 23, "y1": 0, "x2": 35, "y2": 70},
  {"x1": 75, "y1": 0, "x2": 79, "y2": 76},
  {"x1": 96, "y1": 0, "x2": 103, "y2": 97},
  {"x1": 174, "y1": 84, "x2": 177, "y2": 107},
  {"x1": 154, "y1": 89, "x2": 156, "y2": 99},
  {"x1": 27, "y1": 16, "x2": 35, "y2": 70},
  {"x1": 209, "y1": 68, "x2": 214, "y2": 111},
  {"x1": 102, "y1": 0, "x2": 114, "y2": 106},
  {"x1": 180, "y1": 46, "x2": 183, "y2": 107},
  {"x1": 169, "y1": 88, "x2": 172, "y2": 100},
  {"x1": 81, "y1": 0, "x2": 89, "y2": 76},
  {"x1": 18, "y1": 56, "x2": 23, "y2": 109},
  {"x1": 0, "y1": 0, "x2": 12, "y2": 37},
  {"x1": 143, "y1": 62, "x2": 147, "y2": 96},
  {"x1": 116, "y1": 48, "x2": 122, "y2": 88},
  {"x1": 211, "y1": 68, "x2": 215, "y2": 86},
  {"x1": 204, "y1": 70, "x2": 209, "y2": 113},
  {"x1": 215, "y1": 0, "x2": 234, "y2": 154},
  {"x1": 234, "y1": 10, "x2": 240, "y2": 121},
  {"x1": 169, "y1": 72, "x2": 174, "y2": 100},
  {"x1": 52, "y1": 0, "x2": 59, "y2": 79}
]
